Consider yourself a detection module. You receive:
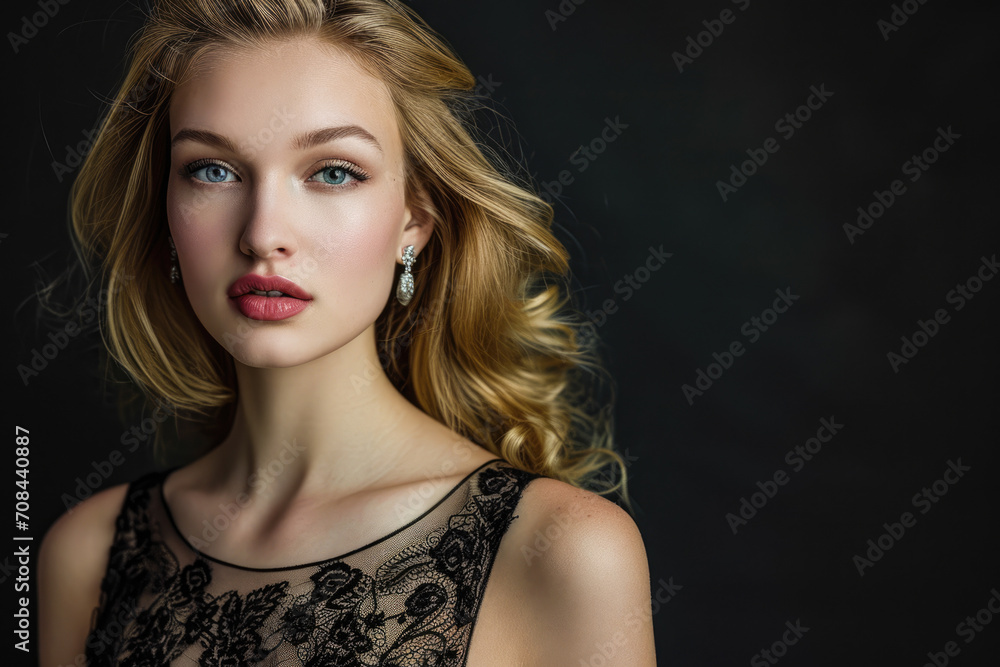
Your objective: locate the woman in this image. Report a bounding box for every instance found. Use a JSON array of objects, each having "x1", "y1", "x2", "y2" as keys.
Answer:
[{"x1": 38, "y1": 0, "x2": 655, "y2": 664}]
